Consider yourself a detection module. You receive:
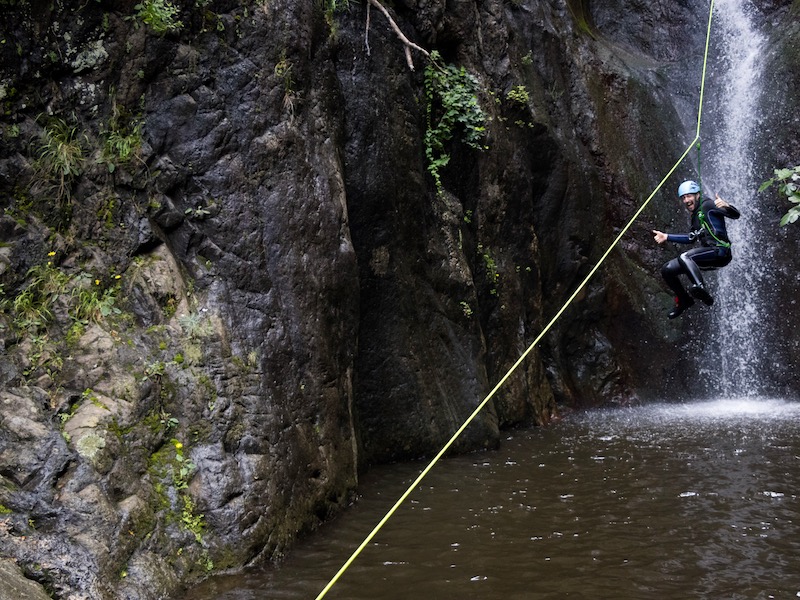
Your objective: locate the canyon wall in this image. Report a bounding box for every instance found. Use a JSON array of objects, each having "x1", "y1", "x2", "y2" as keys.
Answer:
[{"x1": 0, "y1": 0, "x2": 797, "y2": 597}]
